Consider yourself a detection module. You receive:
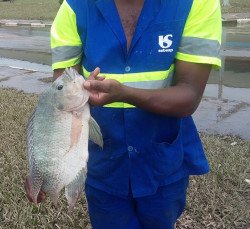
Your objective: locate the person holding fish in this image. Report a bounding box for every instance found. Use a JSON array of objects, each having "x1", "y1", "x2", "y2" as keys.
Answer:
[{"x1": 25, "y1": 0, "x2": 222, "y2": 228}]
